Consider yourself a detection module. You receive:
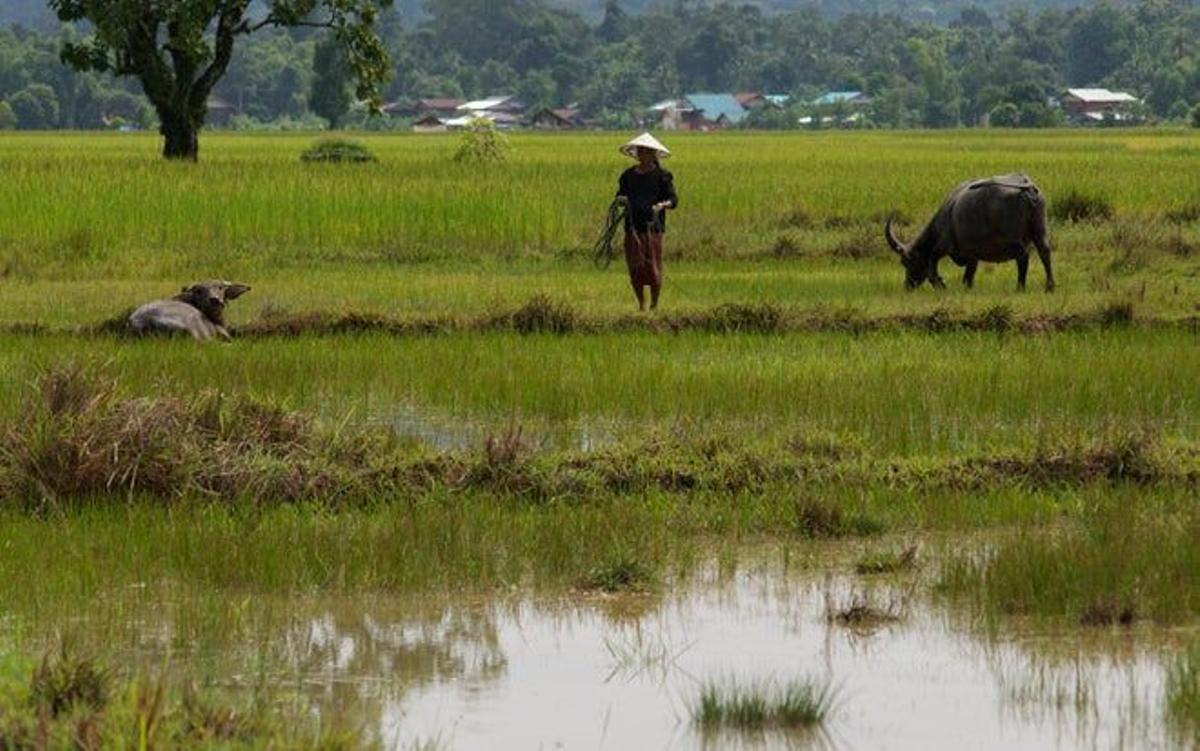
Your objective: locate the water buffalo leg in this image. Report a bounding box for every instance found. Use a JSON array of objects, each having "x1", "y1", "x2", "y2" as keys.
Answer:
[
  {"x1": 1034, "y1": 236, "x2": 1055, "y2": 292},
  {"x1": 929, "y1": 257, "x2": 947, "y2": 289},
  {"x1": 1015, "y1": 252, "x2": 1029, "y2": 291},
  {"x1": 962, "y1": 260, "x2": 978, "y2": 289}
]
